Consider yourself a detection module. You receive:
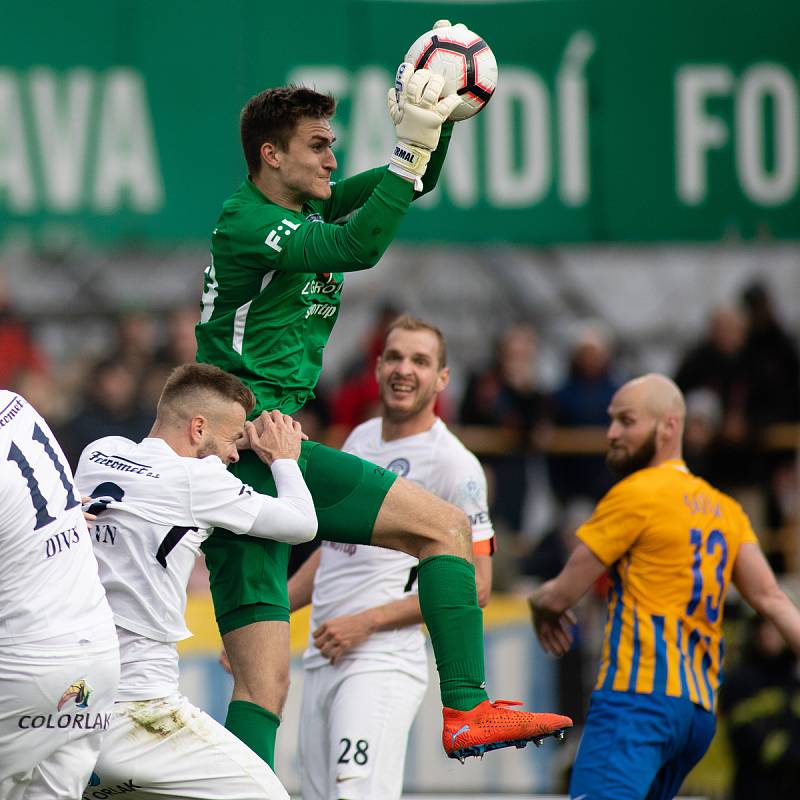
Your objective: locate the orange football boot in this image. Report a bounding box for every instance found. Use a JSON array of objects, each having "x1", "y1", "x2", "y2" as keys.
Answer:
[{"x1": 443, "y1": 699, "x2": 573, "y2": 761}]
